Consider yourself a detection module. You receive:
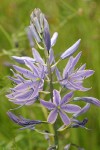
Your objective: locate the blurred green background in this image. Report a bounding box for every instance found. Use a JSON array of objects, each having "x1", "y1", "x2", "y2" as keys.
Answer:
[{"x1": 0, "y1": 0, "x2": 100, "y2": 149}]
